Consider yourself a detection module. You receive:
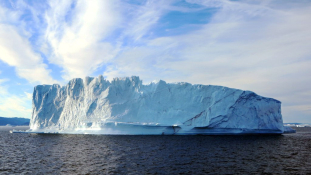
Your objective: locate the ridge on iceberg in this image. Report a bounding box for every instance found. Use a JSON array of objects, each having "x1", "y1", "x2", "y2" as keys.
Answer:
[{"x1": 27, "y1": 75, "x2": 288, "y2": 135}]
